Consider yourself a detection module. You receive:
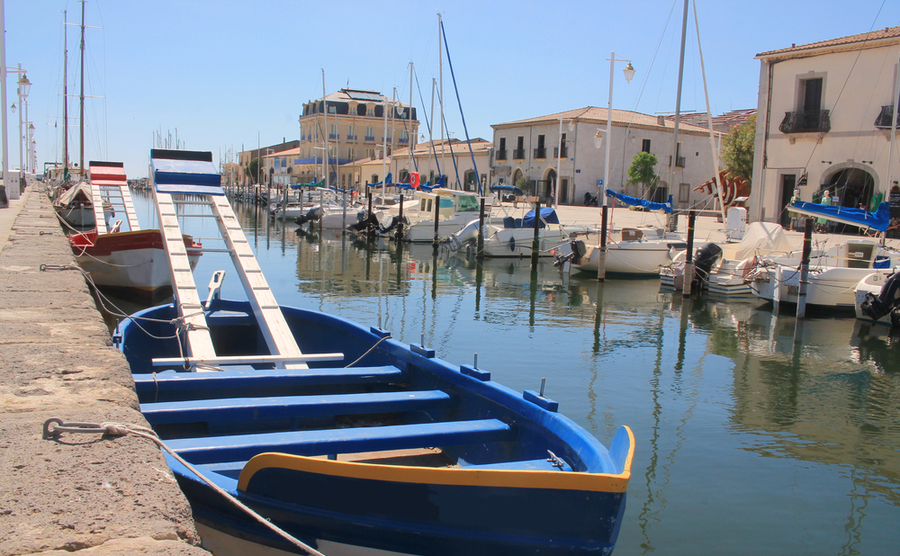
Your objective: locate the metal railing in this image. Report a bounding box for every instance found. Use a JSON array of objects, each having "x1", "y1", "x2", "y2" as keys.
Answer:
[
  {"x1": 874, "y1": 105, "x2": 900, "y2": 129},
  {"x1": 554, "y1": 146, "x2": 568, "y2": 158},
  {"x1": 668, "y1": 156, "x2": 686, "y2": 168},
  {"x1": 533, "y1": 147, "x2": 547, "y2": 159},
  {"x1": 779, "y1": 110, "x2": 831, "y2": 134},
  {"x1": 513, "y1": 148, "x2": 525, "y2": 160},
  {"x1": 495, "y1": 149, "x2": 507, "y2": 161}
]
